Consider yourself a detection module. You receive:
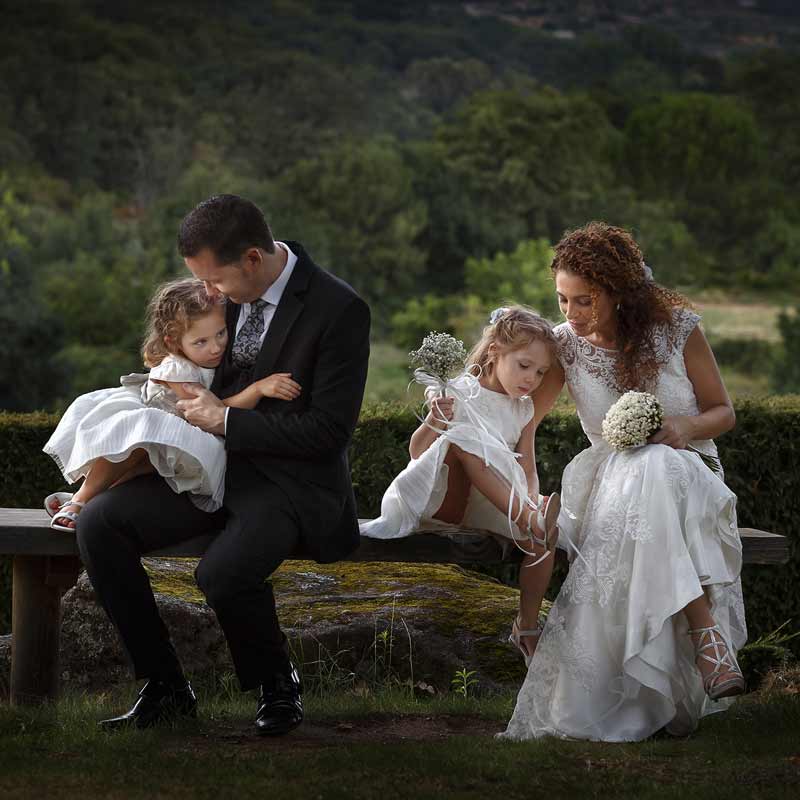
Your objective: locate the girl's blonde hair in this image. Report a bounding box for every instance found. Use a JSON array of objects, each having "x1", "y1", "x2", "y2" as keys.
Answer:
[
  {"x1": 141, "y1": 278, "x2": 226, "y2": 367},
  {"x1": 467, "y1": 305, "x2": 557, "y2": 376}
]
